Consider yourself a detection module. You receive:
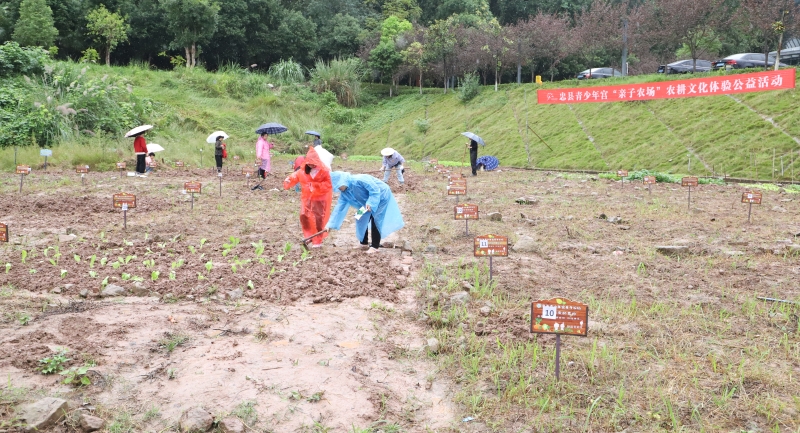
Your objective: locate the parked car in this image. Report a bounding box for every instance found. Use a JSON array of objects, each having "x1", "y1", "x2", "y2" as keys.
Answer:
[
  {"x1": 657, "y1": 59, "x2": 712, "y2": 74},
  {"x1": 576, "y1": 68, "x2": 623, "y2": 79},
  {"x1": 712, "y1": 53, "x2": 788, "y2": 70}
]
